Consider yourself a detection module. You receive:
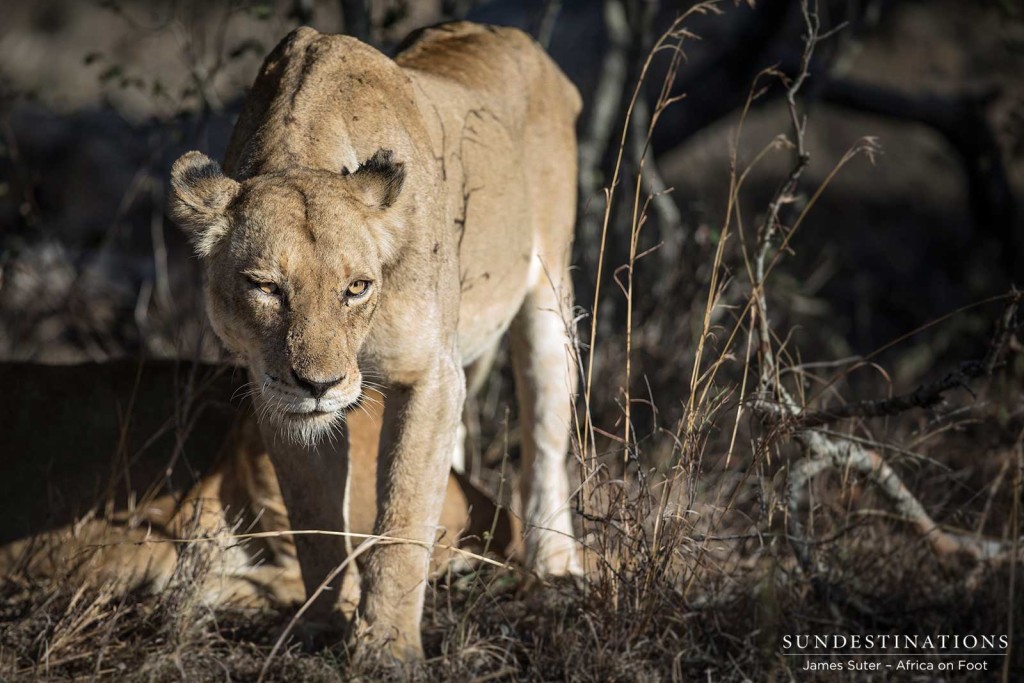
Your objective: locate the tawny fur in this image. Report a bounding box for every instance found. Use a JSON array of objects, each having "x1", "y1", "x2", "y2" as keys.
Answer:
[
  {"x1": 0, "y1": 361, "x2": 518, "y2": 610},
  {"x1": 168, "y1": 22, "x2": 582, "y2": 659}
]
